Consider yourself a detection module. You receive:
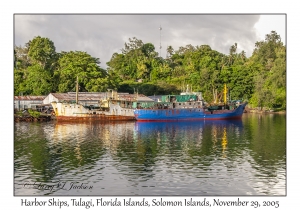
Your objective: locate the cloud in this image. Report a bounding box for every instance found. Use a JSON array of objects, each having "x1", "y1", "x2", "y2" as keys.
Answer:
[{"x1": 14, "y1": 14, "x2": 284, "y2": 68}]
